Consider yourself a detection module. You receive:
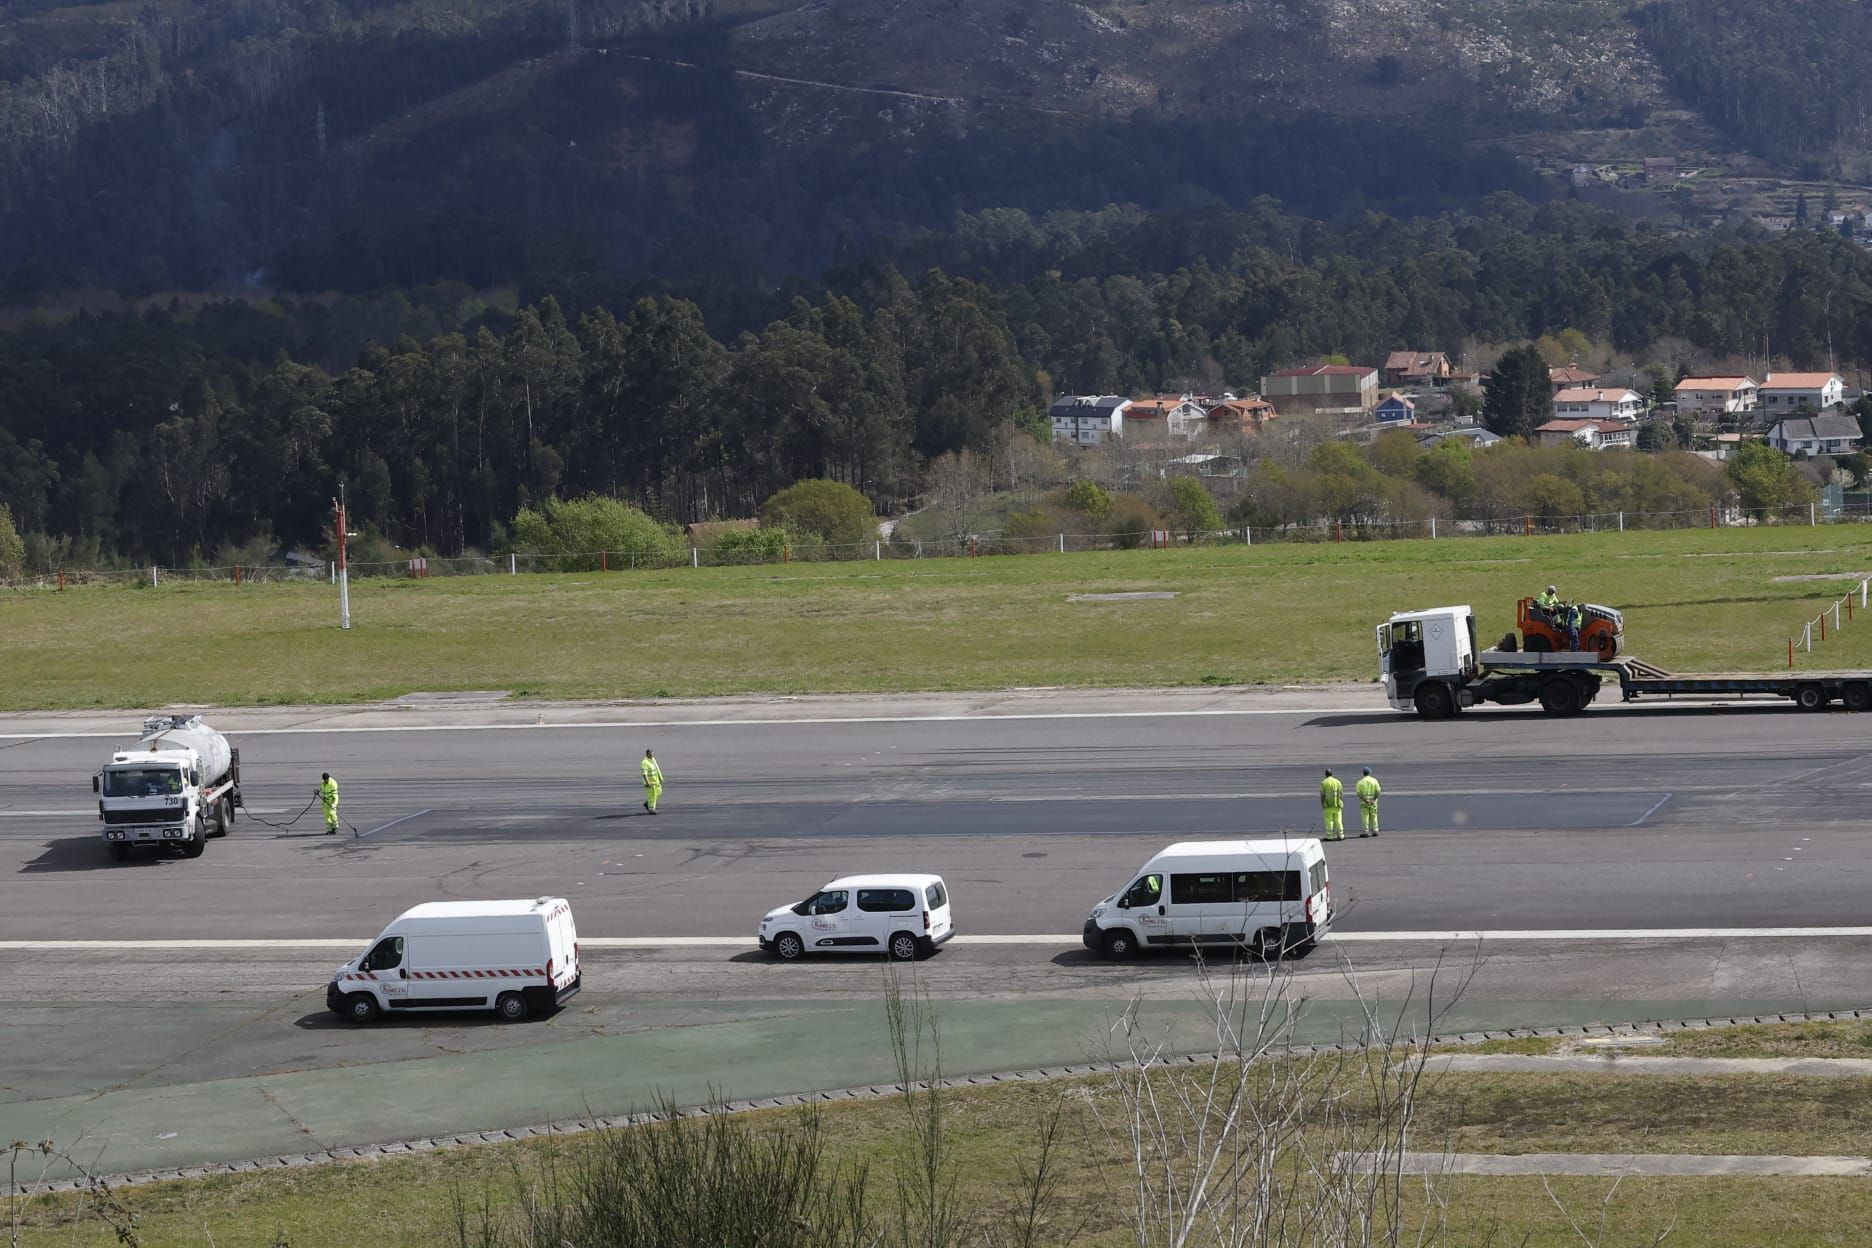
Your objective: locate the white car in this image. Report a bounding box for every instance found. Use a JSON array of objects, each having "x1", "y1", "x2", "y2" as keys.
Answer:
[{"x1": 759, "y1": 873, "x2": 953, "y2": 961}]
